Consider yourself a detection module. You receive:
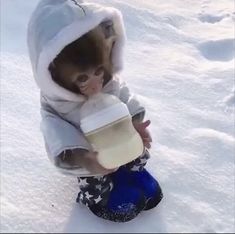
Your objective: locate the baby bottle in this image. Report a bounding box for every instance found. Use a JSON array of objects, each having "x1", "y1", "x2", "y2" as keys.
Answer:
[{"x1": 80, "y1": 93, "x2": 144, "y2": 169}]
